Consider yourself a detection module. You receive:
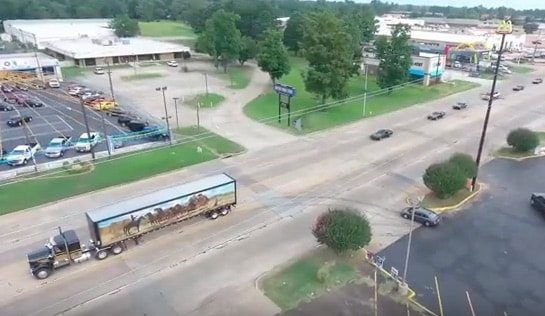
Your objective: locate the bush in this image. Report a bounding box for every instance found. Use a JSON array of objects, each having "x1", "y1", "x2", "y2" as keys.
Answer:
[
  {"x1": 312, "y1": 209, "x2": 372, "y2": 254},
  {"x1": 423, "y1": 162, "x2": 466, "y2": 199},
  {"x1": 449, "y1": 153, "x2": 477, "y2": 179},
  {"x1": 507, "y1": 128, "x2": 540, "y2": 152}
]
